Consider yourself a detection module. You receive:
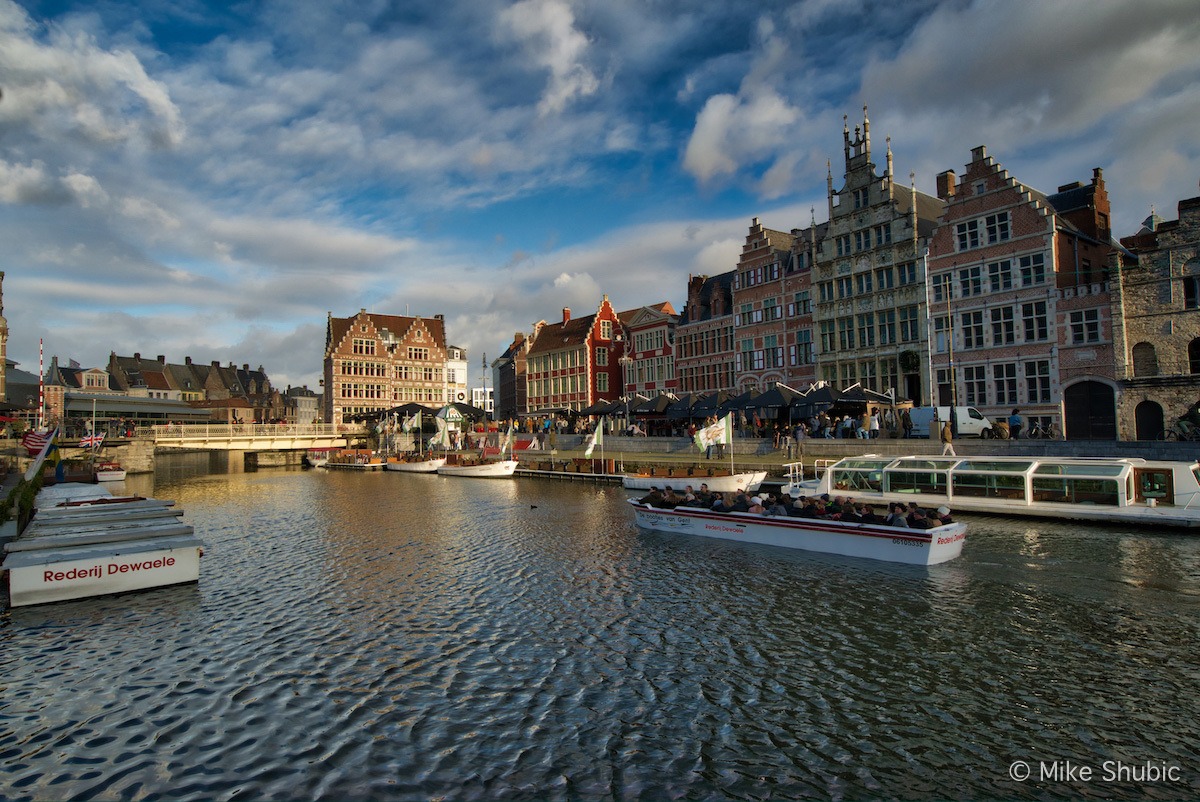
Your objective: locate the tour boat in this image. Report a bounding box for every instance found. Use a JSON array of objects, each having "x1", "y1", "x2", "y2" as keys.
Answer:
[
  {"x1": 386, "y1": 456, "x2": 447, "y2": 473},
  {"x1": 628, "y1": 500, "x2": 966, "y2": 565},
  {"x1": 324, "y1": 449, "x2": 385, "y2": 470},
  {"x1": 436, "y1": 459, "x2": 519, "y2": 478},
  {"x1": 621, "y1": 470, "x2": 767, "y2": 493},
  {"x1": 94, "y1": 460, "x2": 127, "y2": 482},
  {"x1": 787, "y1": 455, "x2": 1200, "y2": 529},
  {"x1": 2, "y1": 483, "x2": 205, "y2": 607}
]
